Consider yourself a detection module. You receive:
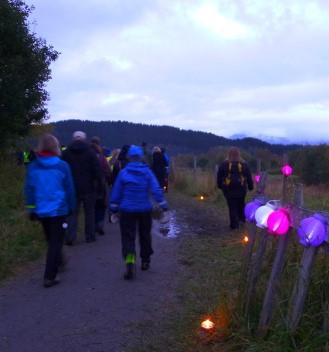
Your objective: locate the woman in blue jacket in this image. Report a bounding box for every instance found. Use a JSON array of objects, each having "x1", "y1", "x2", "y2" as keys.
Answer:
[
  {"x1": 25, "y1": 134, "x2": 76, "y2": 288},
  {"x1": 110, "y1": 145, "x2": 168, "y2": 280}
]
